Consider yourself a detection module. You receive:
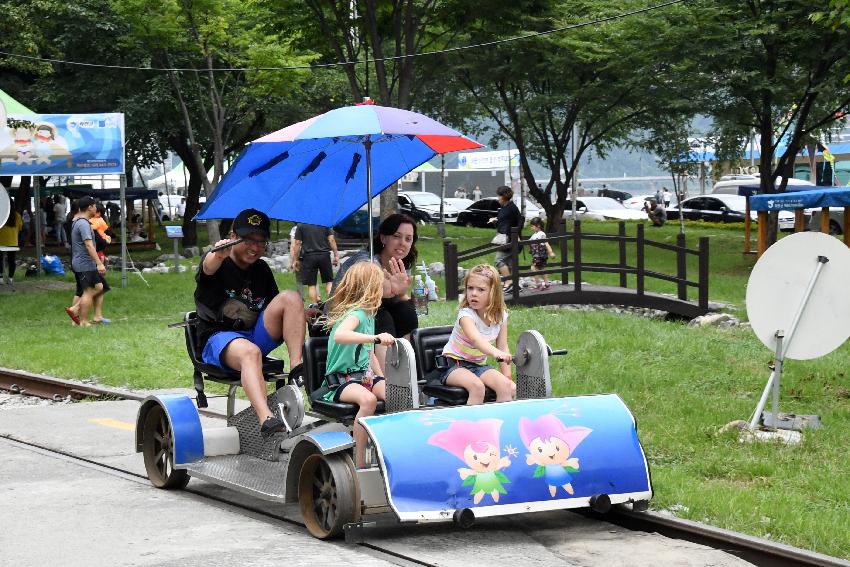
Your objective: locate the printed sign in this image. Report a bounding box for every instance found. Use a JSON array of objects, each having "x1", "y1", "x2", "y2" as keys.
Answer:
[
  {"x1": 165, "y1": 226, "x2": 184, "y2": 238},
  {"x1": 0, "y1": 99, "x2": 125, "y2": 175},
  {"x1": 457, "y1": 149, "x2": 519, "y2": 170}
]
